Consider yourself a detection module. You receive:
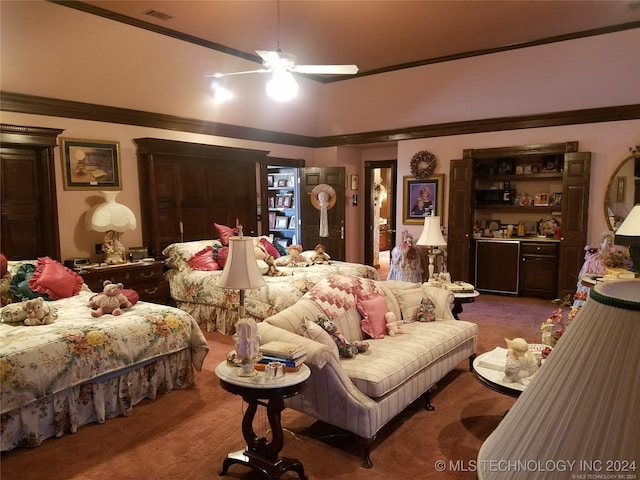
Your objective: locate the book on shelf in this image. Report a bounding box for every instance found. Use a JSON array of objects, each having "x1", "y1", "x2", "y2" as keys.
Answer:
[
  {"x1": 254, "y1": 363, "x2": 300, "y2": 373},
  {"x1": 258, "y1": 353, "x2": 307, "y2": 368},
  {"x1": 259, "y1": 341, "x2": 307, "y2": 360},
  {"x1": 477, "y1": 347, "x2": 508, "y2": 372}
]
